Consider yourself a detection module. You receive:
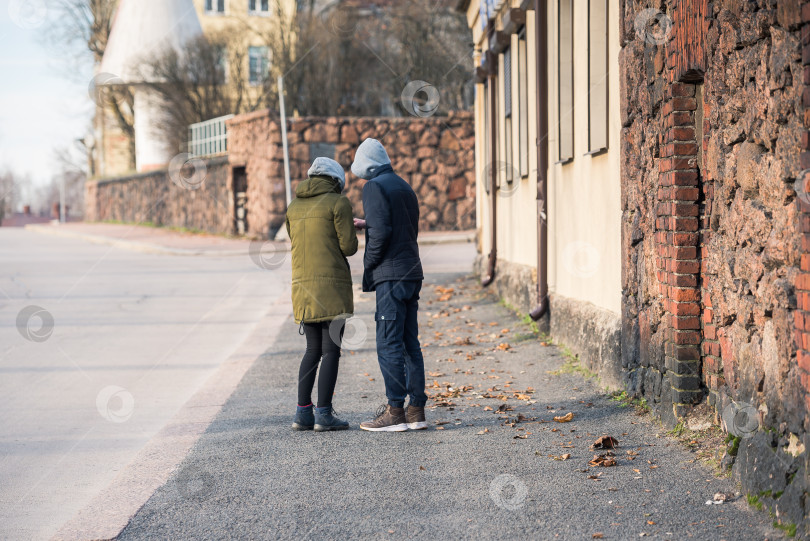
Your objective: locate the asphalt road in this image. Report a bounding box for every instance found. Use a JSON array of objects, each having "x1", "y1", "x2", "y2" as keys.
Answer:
[
  {"x1": 0, "y1": 227, "x2": 289, "y2": 540},
  {"x1": 118, "y1": 274, "x2": 781, "y2": 541},
  {"x1": 0, "y1": 227, "x2": 477, "y2": 540}
]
